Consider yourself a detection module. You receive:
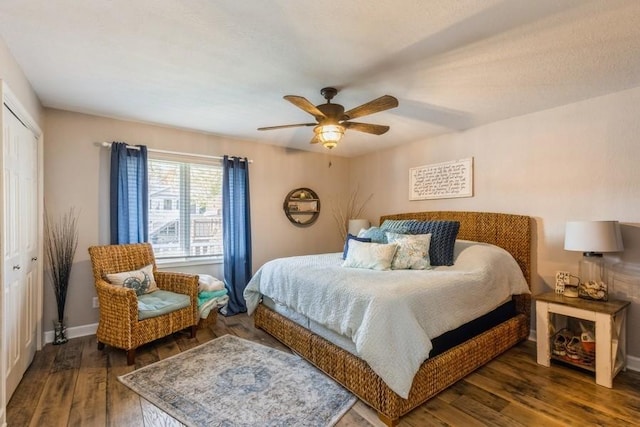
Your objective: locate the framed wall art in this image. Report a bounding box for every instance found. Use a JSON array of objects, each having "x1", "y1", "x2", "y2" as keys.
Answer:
[{"x1": 409, "y1": 158, "x2": 473, "y2": 200}]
